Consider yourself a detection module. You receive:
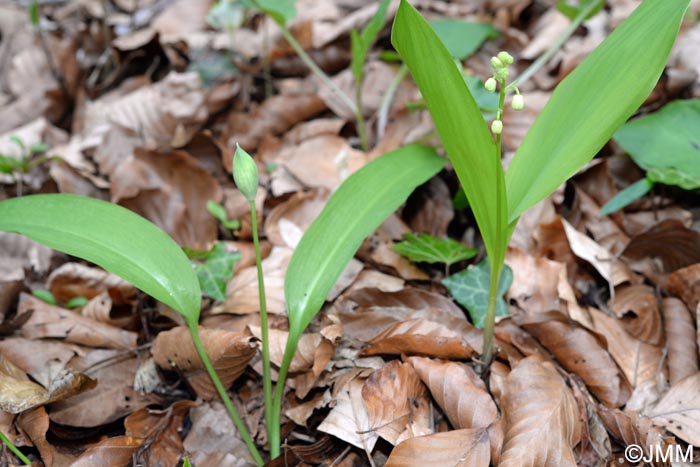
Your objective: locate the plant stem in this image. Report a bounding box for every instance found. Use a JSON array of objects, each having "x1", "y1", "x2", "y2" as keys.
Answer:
[
  {"x1": 188, "y1": 322, "x2": 265, "y2": 466},
  {"x1": 269, "y1": 330, "x2": 299, "y2": 459},
  {"x1": 355, "y1": 79, "x2": 368, "y2": 151},
  {"x1": 0, "y1": 431, "x2": 30, "y2": 465},
  {"x1": 377, "y1": 64, "x2": 408, "y2": 142},
  {"x1": 249, "y1": 200, "x2": 274, "y2": 455},
  {"x1": 506, "y1": 1, "x2": 600, "y2": 92},
  {"x1": 262, "y1": 20, "x2": 273, "y2": 99},
  {"x1": 278, "y1": 26, "x2": 358, "y2": 115}
]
